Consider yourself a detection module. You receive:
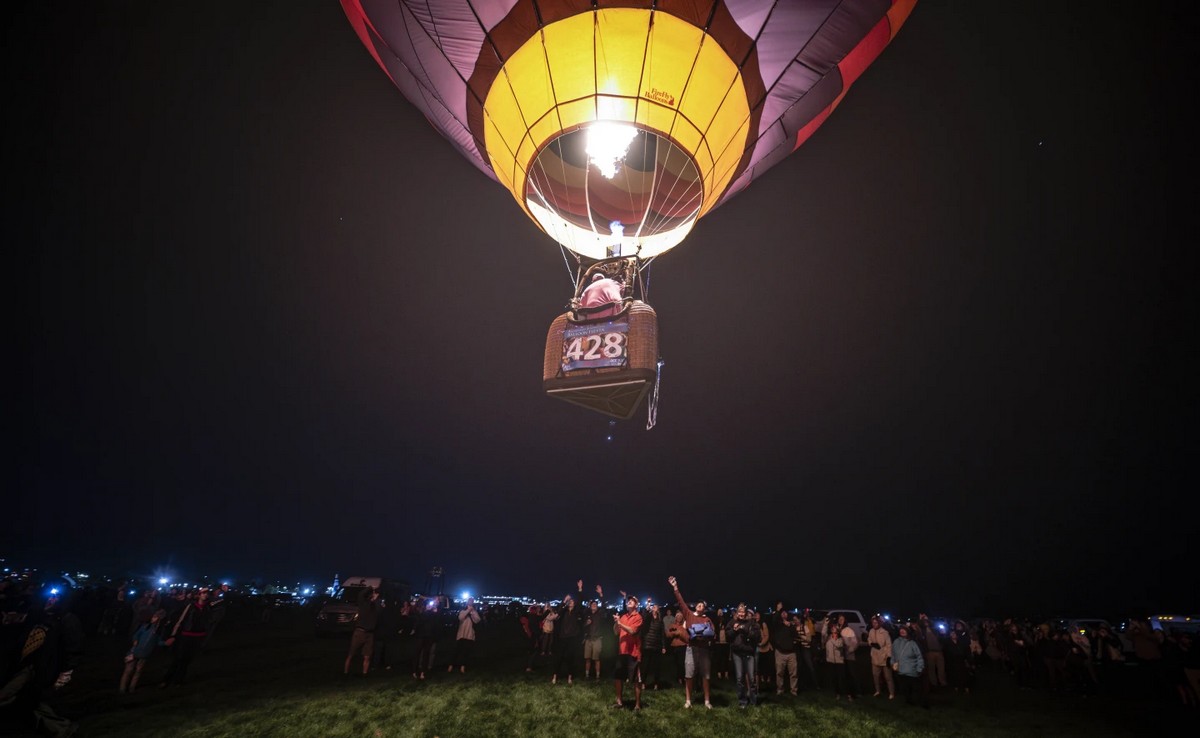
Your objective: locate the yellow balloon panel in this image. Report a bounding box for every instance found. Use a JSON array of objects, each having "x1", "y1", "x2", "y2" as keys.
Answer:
[{"x1": 483, "y1": 7, "x2": 750, "y2": 250}]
